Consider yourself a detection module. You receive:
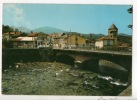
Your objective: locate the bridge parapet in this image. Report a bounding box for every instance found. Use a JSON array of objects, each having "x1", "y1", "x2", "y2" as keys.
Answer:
[{"x1": 53, "y1": 48, "x2": 132, "y2": 56}]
